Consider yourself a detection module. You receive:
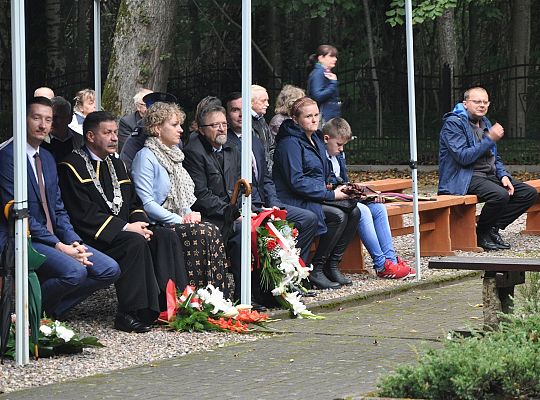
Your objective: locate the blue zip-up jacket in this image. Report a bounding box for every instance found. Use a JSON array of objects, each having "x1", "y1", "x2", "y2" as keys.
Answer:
[
  {"x1": 273, "y1": 119, "x2": 335, "y2": 235},
  {"x1": 307, "y1": 63, "x2": 341, "y2": 122},
  {"x1": 438, "y1": 103, "x2": 510, "y2": 195}
]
